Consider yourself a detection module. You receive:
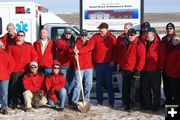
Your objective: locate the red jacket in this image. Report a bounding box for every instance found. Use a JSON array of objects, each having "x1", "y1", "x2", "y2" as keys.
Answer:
[
  {"x1": 23, "y1": 72, "x2": 45, "y2": 94},
  {"x1": 8, "y1": 42, "x2": 38, "y2": 72},
  {"x1": 34, "y1": 39, "x2": 56, "y2": 68},
  {"x1": 120, "y1": 37, "x2": 146, "y2": 72},
  {"x1": 45, "y1": 73, "x2": 66, "y2": 103},
  {"x1": 142, "y1": 37, "x2": 166, "y2": 72},
  {"x1": 0, "y1": 49, "x2": 15, "y2": 80},
  {"x1": 56, "y1": 35, "x2": 75, "y2": 67},
  {"x1": 1, "y1": 33, "x2": 16, "y2": 48},
  {"x1": 162, "y1": 34, "x2": 174, "y2": 53},
  {"x1": 90, "y1": 32, "x2": 117, "y2": 63},
  {"x1": 114, "y1": 33, "x2": 128, "y2": 64},
  {"x1": 165, "y1": 44, "x2": 180, "y2": 78},
  {"x1": 72, "y1": 38, "x2": 94, "y2": 70},
  {"x1": 139, "y1": 33, "x2": 147, "y2": 44}
]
